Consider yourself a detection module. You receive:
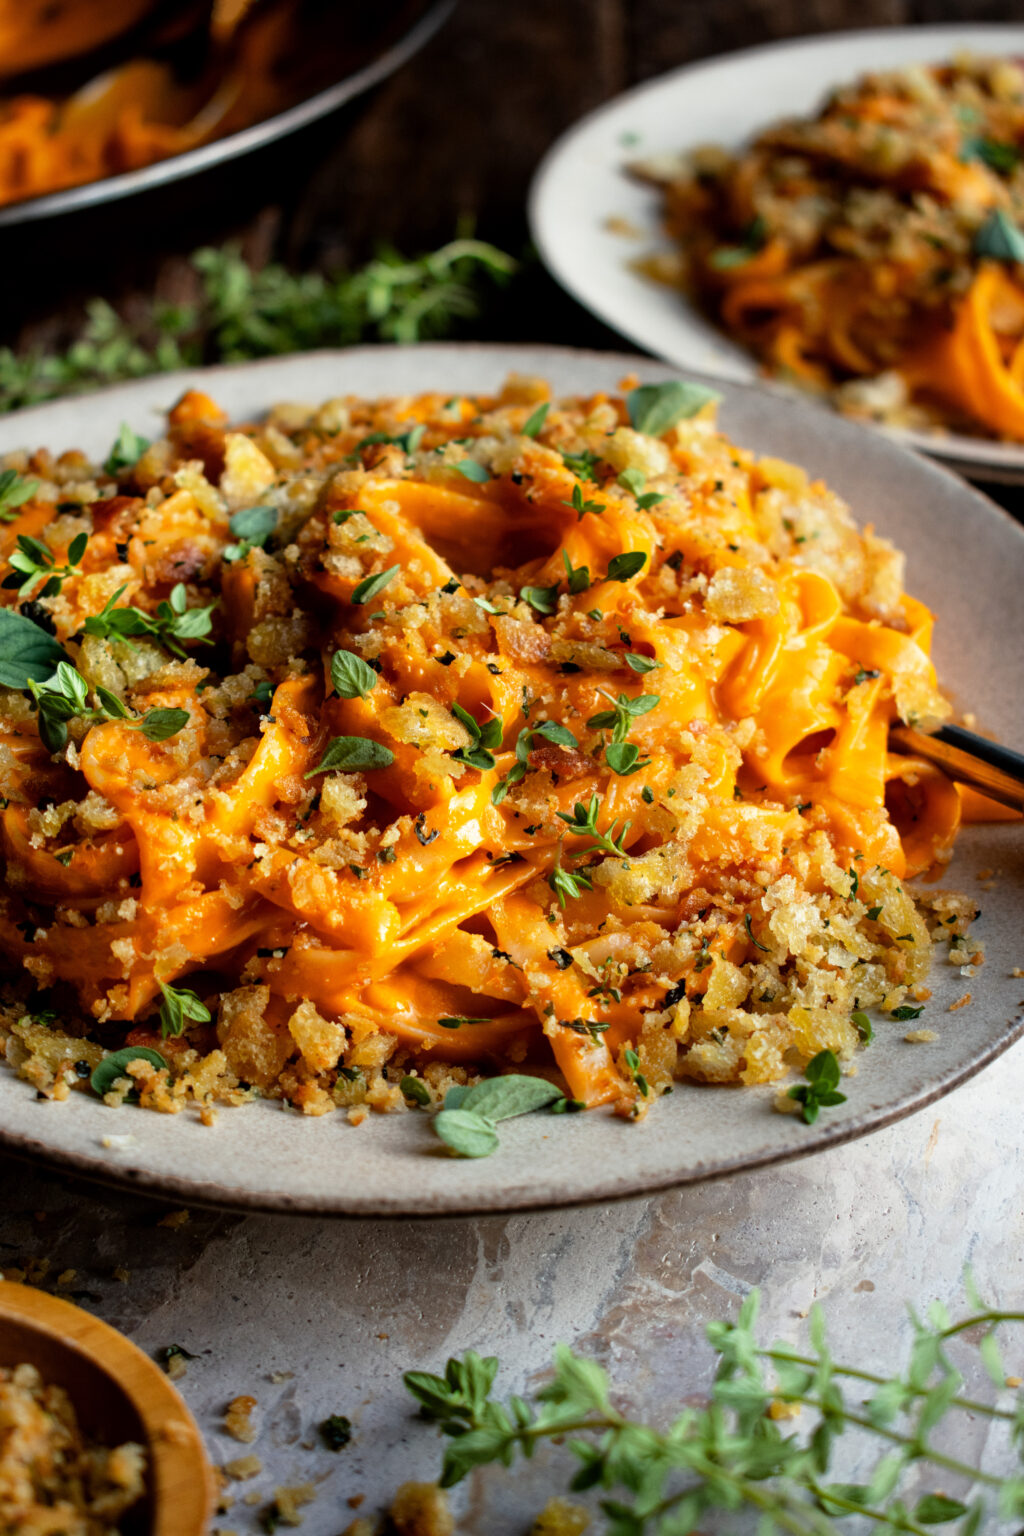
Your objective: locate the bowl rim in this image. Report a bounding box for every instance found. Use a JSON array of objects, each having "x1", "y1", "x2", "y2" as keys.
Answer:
[
  {"x1": 0, "y1": 1280, "x2": 215, "y2": 1536},
  {"x1": 0, "y1": 0, "x2": 455, "y2": 229}
]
